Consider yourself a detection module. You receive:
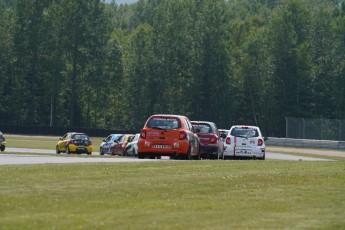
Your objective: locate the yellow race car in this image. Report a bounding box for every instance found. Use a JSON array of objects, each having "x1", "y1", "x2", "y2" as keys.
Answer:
[{"x1": 56, "y1": 132, "x2": 92, "y2": 155}]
